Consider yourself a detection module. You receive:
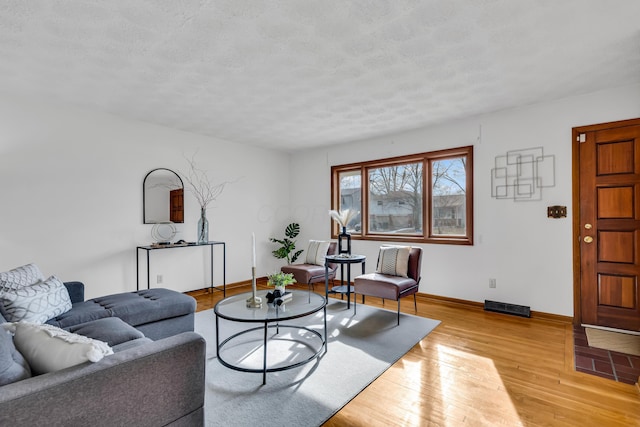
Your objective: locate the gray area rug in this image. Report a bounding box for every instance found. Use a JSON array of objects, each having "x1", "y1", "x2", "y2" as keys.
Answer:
[{"x1": 195, "y1": 298, "x2": 440, "y2": 427}]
